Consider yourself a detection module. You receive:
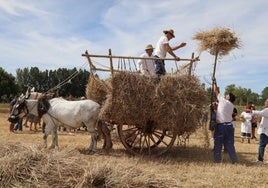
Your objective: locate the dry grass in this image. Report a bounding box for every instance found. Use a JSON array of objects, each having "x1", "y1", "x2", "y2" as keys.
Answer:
[{"x1": 1, "y1": 108, "x2": 268, "y2": 187}]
